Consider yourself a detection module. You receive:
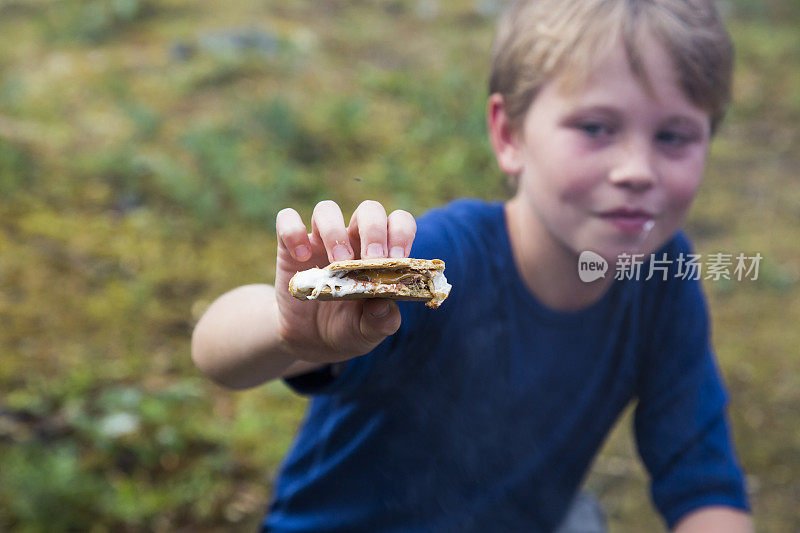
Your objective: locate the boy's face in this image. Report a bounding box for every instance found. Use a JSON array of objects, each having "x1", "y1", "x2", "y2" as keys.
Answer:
[{"x1": 507, "y1": 35, "x2": 711, "y2": 262}]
